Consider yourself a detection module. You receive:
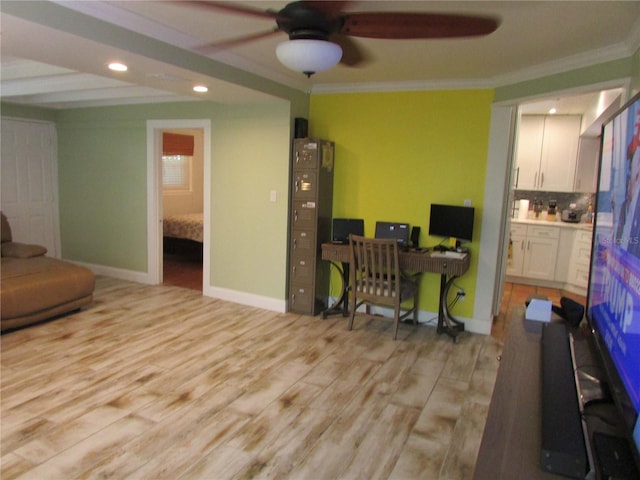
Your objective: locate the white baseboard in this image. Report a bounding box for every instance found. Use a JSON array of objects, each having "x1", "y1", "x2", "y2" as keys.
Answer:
[
  {"x1": 73, "y1": 266, "x2": 492, "y2": 334},
  {"x1": 206, "y1": 286, "x2": 287, "y2": 313},
  {"x1": 71, "y1": 261, "x2": 154, "y2": 285}
]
